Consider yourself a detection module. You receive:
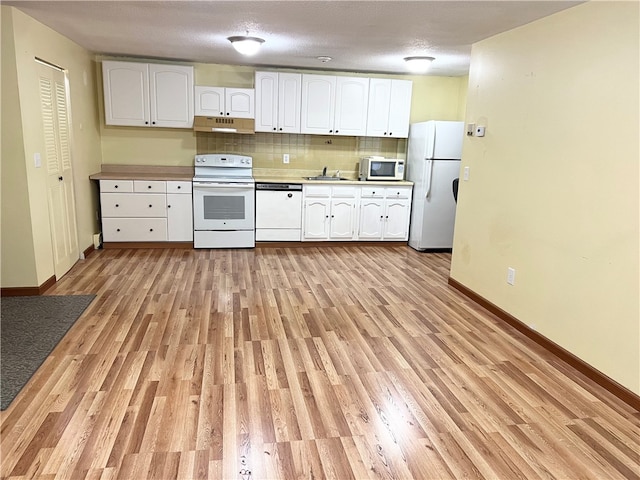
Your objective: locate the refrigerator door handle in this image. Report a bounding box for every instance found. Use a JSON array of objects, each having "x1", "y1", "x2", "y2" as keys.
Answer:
[{"x1": 425, "y1": 159, "x2": 434, "y2": 199}]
